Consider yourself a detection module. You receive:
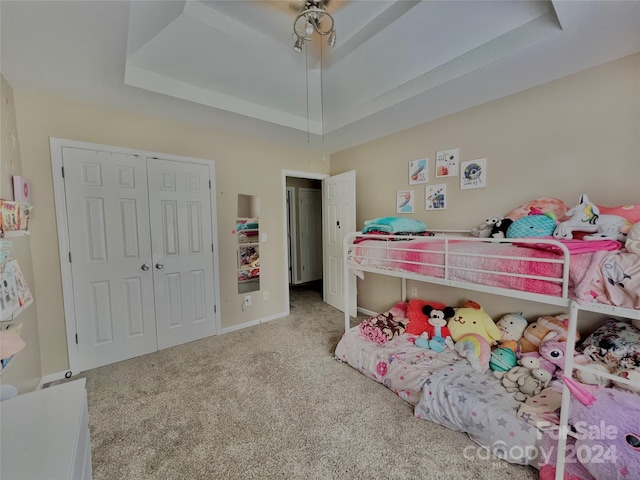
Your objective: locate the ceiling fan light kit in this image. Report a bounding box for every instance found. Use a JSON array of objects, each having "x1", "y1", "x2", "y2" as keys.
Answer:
[{"x1": 293, "y1": 0, "x2": 336, "y2": 51}]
